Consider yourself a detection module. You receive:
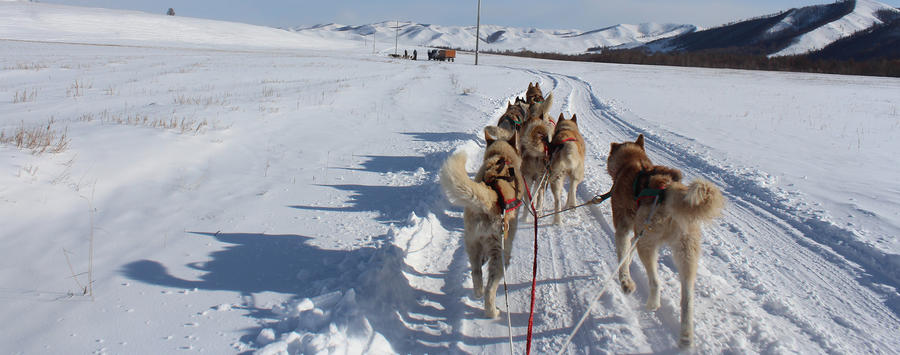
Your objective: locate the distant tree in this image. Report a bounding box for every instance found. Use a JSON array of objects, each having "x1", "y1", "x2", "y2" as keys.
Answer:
[{"x1": 167, "y1": 8, "x2": 175, "y2": 16}]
